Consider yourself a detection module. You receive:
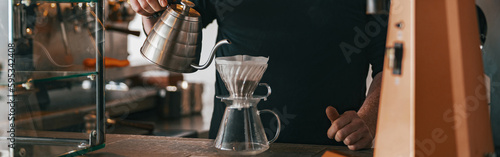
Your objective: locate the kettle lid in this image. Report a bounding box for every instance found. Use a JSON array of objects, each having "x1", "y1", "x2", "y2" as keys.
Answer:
[{"x1": 171, "y1": 0, "x2": 200, "y2": 17}]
